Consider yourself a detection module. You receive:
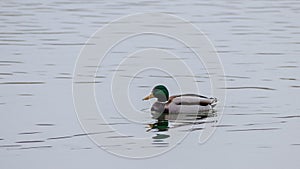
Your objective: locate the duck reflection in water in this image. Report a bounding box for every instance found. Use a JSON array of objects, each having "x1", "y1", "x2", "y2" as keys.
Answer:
[
  {"x1": 147, "y1": 112, "x2": 169, "y2": 132},
  {"x1": 146, "y1": 108, "x2": 216, "y2": 143},
  {"x1": 147, "y1": 112, "x2": 170, "y2": 142},
  {"x1": 147, "y1": 109, "x2": 215, "y2": 131}
]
